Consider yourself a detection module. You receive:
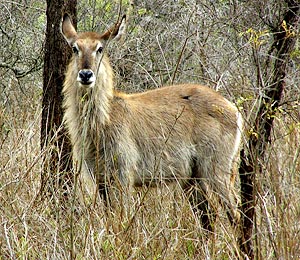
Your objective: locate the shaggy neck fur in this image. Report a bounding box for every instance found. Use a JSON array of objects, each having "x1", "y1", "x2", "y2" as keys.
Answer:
[{"x1": 63, "y1": 54, "x2": 114, "y2": 129}]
